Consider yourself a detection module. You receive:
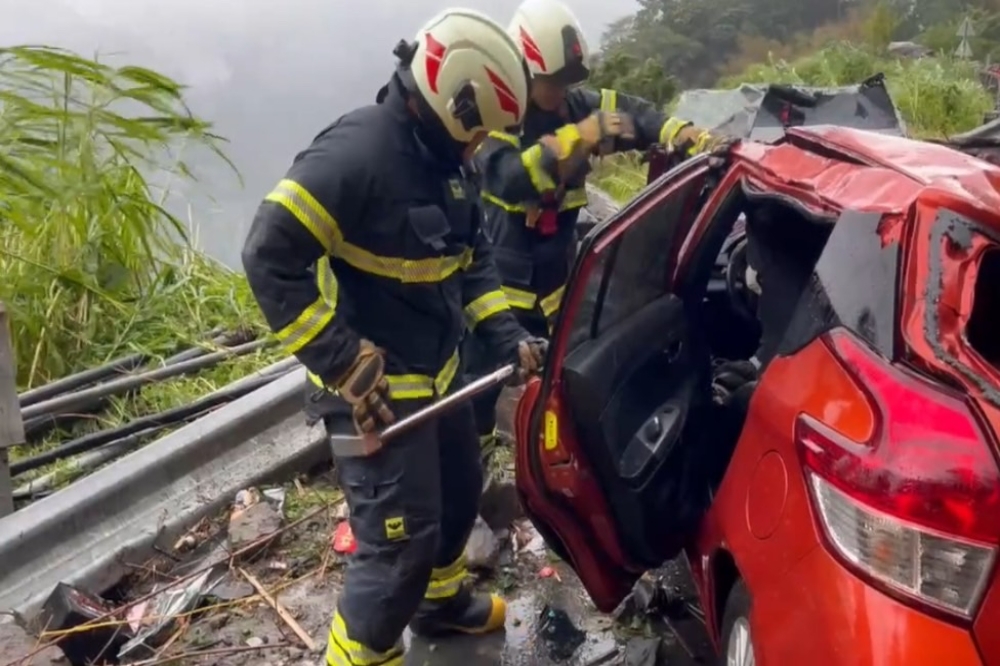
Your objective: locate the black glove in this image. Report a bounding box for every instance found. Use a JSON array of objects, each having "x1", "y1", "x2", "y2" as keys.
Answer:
[
  {"x1": 335, "y1": 339, "x2": 395, "y2": 433},
  {"x1": 512, "y1": 336, "x2": 548, "y2": 384},
  {"x1": 711, "y1": 359, "x2": 757, "y2": 406}
]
